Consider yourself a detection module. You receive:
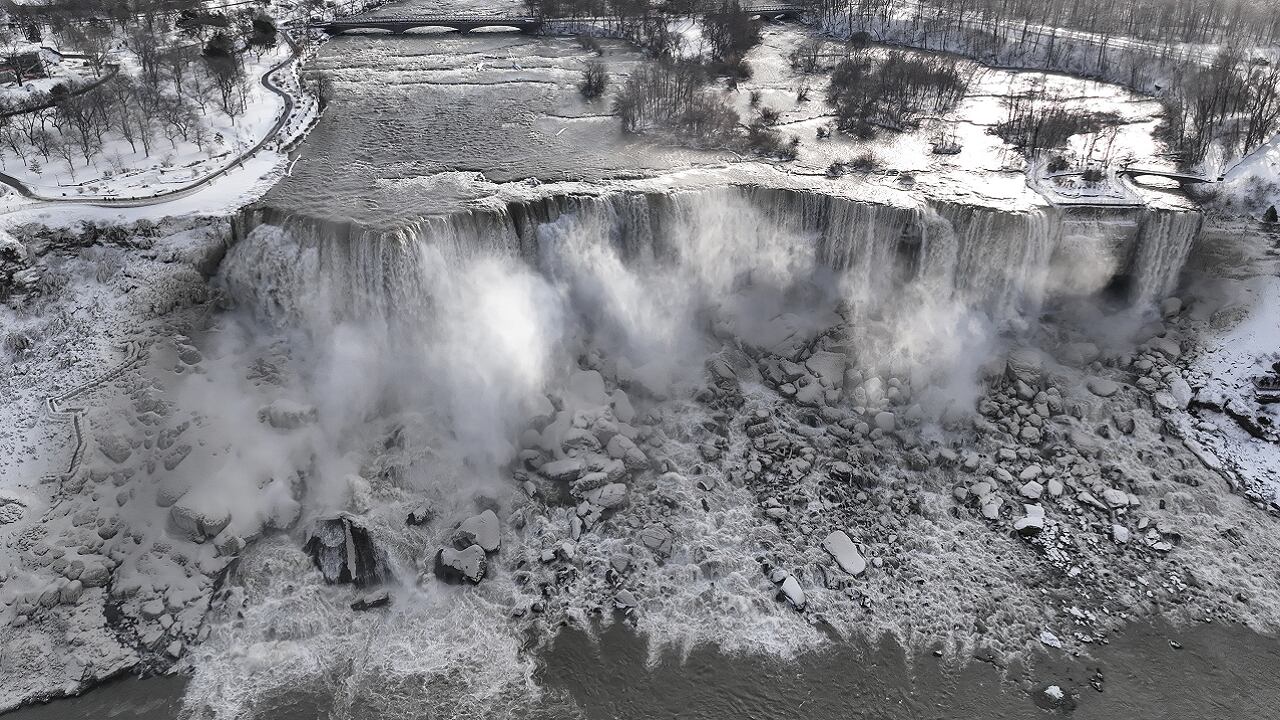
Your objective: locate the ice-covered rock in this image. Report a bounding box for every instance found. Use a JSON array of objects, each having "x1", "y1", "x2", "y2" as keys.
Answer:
[
  {"x1": 638, "y1": 526, "x2": 673, "y2": 557},
  {"x1": 527, "y1": 394, "x2": 556, "y2": 429},
  {"x1": 805, "y1": 350, "x2": 846, "y2": 389},
  {"x1": 568, "y1": 369, "x2": 609, "y2": 406},
  {"x1": 780, "y1": 575, "x2": 806, "y2": 610},
  {"x1": 583, "y1": 483, "x2": 628, "y2": 509},
  {"x1": 1061, "y1": 342, "x2": 1100, "y2": 367},
  {"x1": 1086, "y1": 378, "x2": 1120, "y2": 397},
  {"x1": 1102, "y1": 488, "x2": 1129, "y2": 508},
  {"x1": 257, "y1": 399, "x2": 319, "y2": 429},
  {"x1": 453, "y1": 510, "x2": 501, "y2": 553},
  {"x1": 1112, "y1": 524, "x2": 1130, "y2": 543},
  {"x1": 540, "y1": 458, "x2": 584, "y2": 482},
  {"x1": 434, "y1": 545, "x2": 486, "y2": 584},
  {"x1": 304, "y1": 516, "x2": 387, "y2": 586},
  {"x1": 169, "y1": 496, "x2": 231, "y2": 541},
  {"x1": 1006, "y1": 349, "x2": 1043, "y2": 386},
  {"x1": 1014, "y1": 504, "x2": 1045, "y2": 536},
  {"x1": 1168, "y1": 378, "x2": 1192, "y2": 409},
  {"x1": 351, "y1": 590, "x2": 391, "y2": 611},
  {"x1": 820, "y1": 530, "x2": 866, "y2": 576},
  {"x1": 1019, "y1": 481, "x2": 1044, "y2": 500},
  {"x1": 1148, "y1": 336, "x2": 1181, "y2": 360},
  {"x1": 610, "y1": 390, "x2": 635, "y2": 424},
  {"x1": 606, "y1": 434, "x2": 648, "y2": 472}
]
